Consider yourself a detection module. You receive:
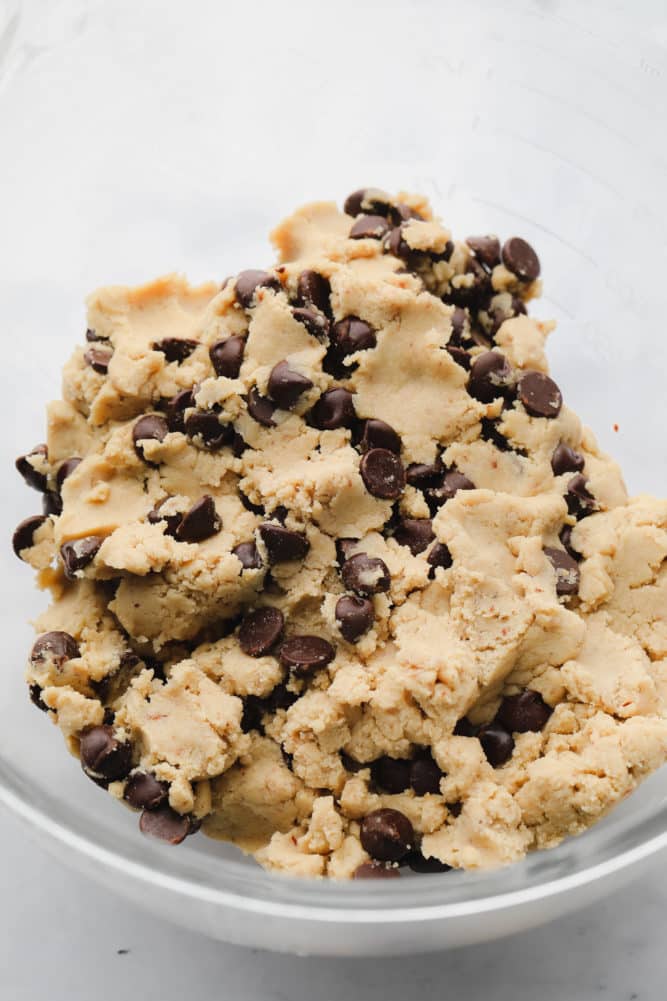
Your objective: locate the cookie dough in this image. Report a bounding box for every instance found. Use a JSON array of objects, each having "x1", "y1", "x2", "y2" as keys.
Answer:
[{"x1": 13, "y1": 188, "x2": 667, "y2": 879}]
